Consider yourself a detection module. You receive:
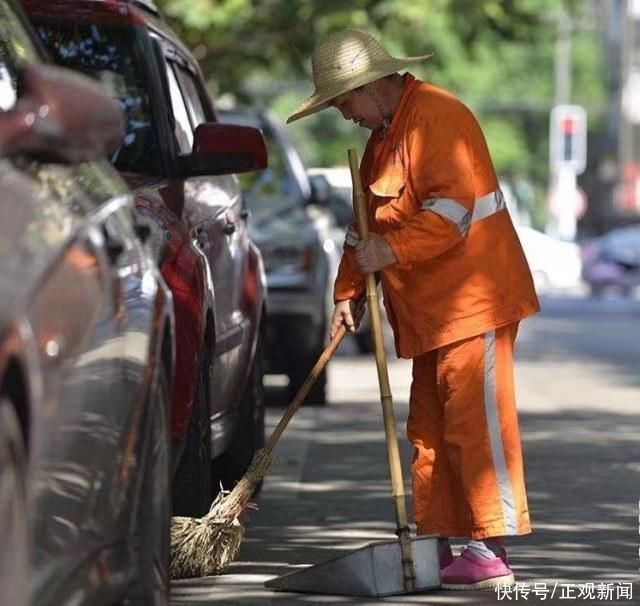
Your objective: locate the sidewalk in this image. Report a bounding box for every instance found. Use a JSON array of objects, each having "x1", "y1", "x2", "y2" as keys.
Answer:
[{"x1": 171, "y1": 311, "x2": 639, "y2": 605}]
